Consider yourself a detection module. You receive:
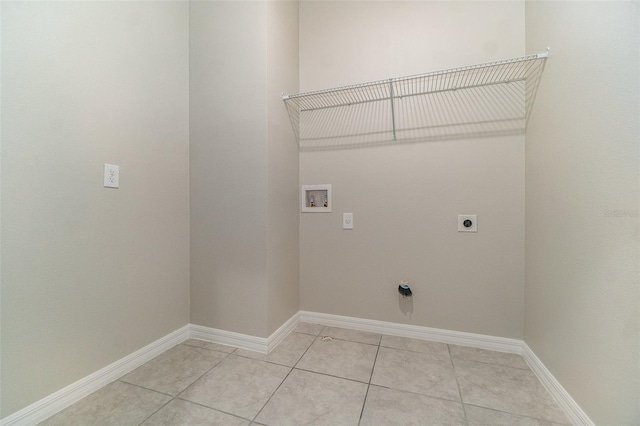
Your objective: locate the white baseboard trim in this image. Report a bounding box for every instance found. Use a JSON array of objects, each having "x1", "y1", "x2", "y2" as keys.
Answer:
[
  {"x1": 189, "y1": 311, "x2": 300, "y2": 354},
  {"x1": 2, "y1": 314, "x2": 593, "y2": 426},
  {"x1": 300, "y1": 311, "x2": 593, "y2": 424},
  {"x1": 2, "y1": 315, "x2": 301, "y2": 425},
  {"x1": 189, "y1": 324, "x2": 269, "y2": 353},
  {"x1": 189, "y1": 324, "x2": 269, "y2": 354},
  {"x1": 0, "y1": 325, "x2": 190, "y2": 426},
  {"x1": 522, "y1": 343, "x2": 594, "y2": 426},
  {"x1": 299, "y1": 311, "x2": 523, "y2": 354},
  {"x1": 267, "y1": 311, "x2": 300, "y2": 353}
]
